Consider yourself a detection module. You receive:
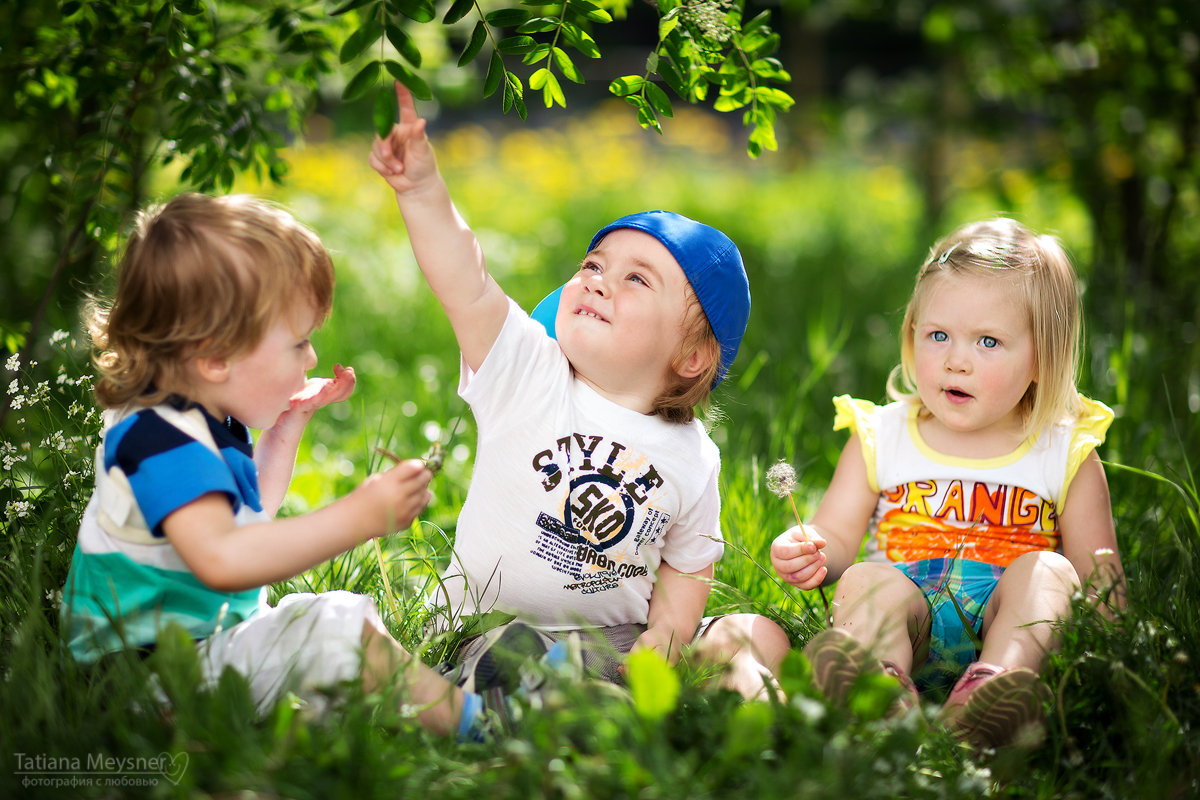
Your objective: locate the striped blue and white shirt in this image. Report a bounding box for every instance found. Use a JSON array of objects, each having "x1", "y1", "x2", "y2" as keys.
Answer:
[{"x1": 62, "y1": 396, "x2": 269, "y2": 663}]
